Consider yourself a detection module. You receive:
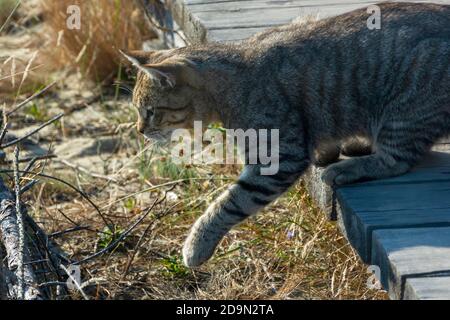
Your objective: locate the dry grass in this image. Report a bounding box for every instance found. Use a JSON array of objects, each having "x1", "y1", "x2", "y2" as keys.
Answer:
[
  {"x1": 0, "y1": 0, "x2": 18, "y2": 31},
  {"x1": 40, "y1": 0, "x2": 156, "y2": 83},
  {"x1": 0, "y1": 0, "x2": 53, "y2": 100},
  {"x1": 18, "y1": 127, "x2": 388, "y2": 300}
]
